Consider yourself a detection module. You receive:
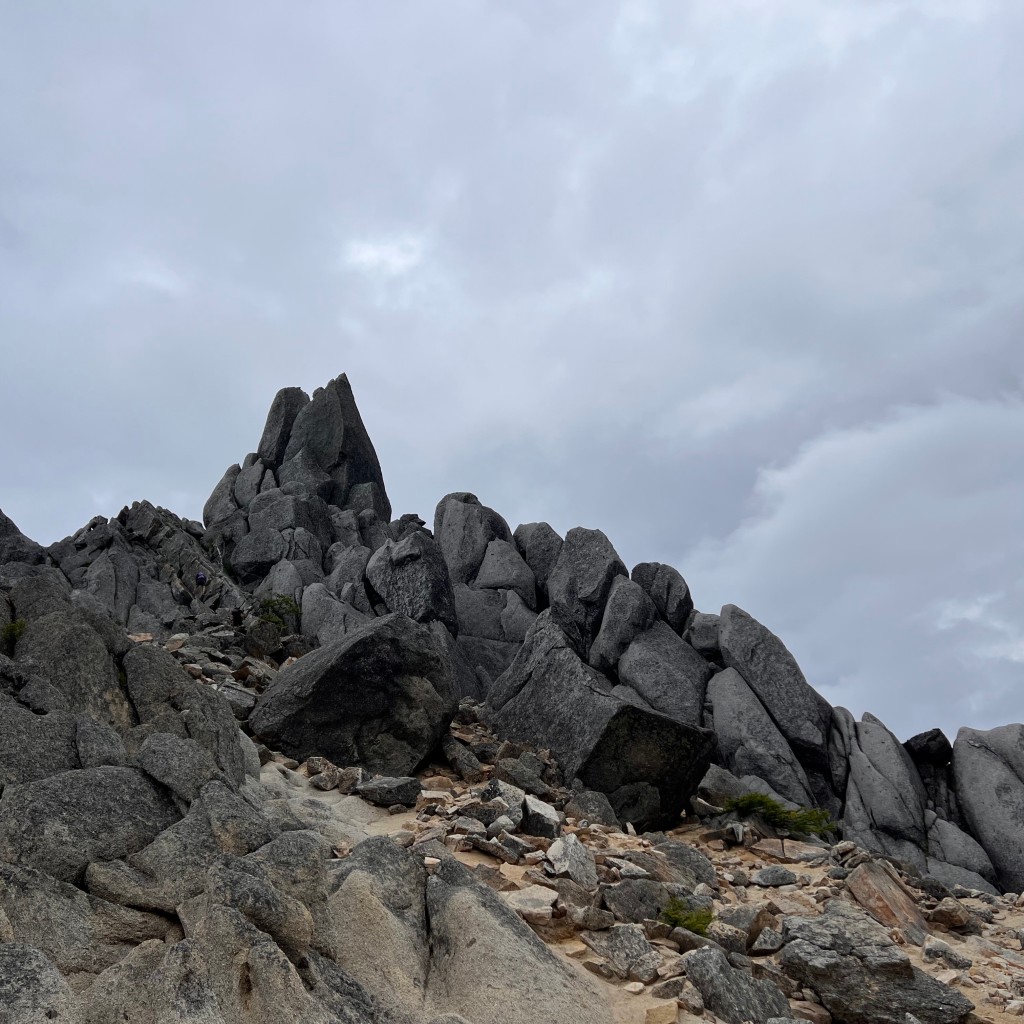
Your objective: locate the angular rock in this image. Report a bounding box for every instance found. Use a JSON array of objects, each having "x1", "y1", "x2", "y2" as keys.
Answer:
[
  {"x1": 718, "y1": 604, "x2": 833, "y2": 775},
  {"x1": 781, "y1": 904, "x2": 974, "y2": 1024},
  {"x1": 588, "y1": 575, "x2": 657, "y2": 676},
  {"x1": 546, "y1": 834, "x2": 598, "y2": 889},
  {"x1": 683, "y1": 945, "x2": 791, "y2": 1024},
  {"x1": 708, "y1": 668, "x2": 815, "y2": 807},
  {"x1": 631, "y1": 562, "x2": 693, "y2": 634},
  {"x1": 249, "y1": 613, "x2": 457, "y2": 776},
  {"x1": 546, "y1": 527, "x2": 627, "y2": 654},
  {"x1": 425, "y1": 856, "x2": 614, "y2": 1024},
  {"x1": 512, "y1": 522, "x2": 564, "y2": 600},
  {"x1": 490, "y1": 614, "x2": 714, "y2": 829},
  {"x1": 838, "y1": 711, "x2": 928, "y2": 872},
  {"x1": 846, "y1": 861, "x2": 929, "y2": 946},
  {"x1": 0, "y1": 766, "x2": 180, "y2": 883},
  {"x1": 580, "y1": 923, "x2": 662, "y2": 983},
  {"x1": 257, "y1": 386, "x2": 310, "y2": 468},
  {"x1": 564, "y1": 787, "x2": 621, "y2": 829},
  {"x1": 366, "y1": 531, "x2": 458, "y2": 635},
  {"x1": 952, "y1": 724, "x2": 1024, "y2": 892},
  {"x1": 355, "y1": 776, "x2": 422, "y2": 807},
  {"x1": 433, "y1": 493, "x2": 513, "y2": 586},
  {"x1": 617, "y1": 621, "x2": 713, "y2": 728},
  {"x1": 17, "y1": 611, "x2": 135, "y2": 732},
  {"x1": 474, "y1": 540, "x2": 537, "y2": 610},
  {"x1": 751, "y1": 865, "x2": 797, "y2": 887},
  {"x1": 135, "y1": 732, "x2": 226, "y2": 802},
  {"x1": 522, "y1": 795, "x2": 563, "y2": 839}
]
